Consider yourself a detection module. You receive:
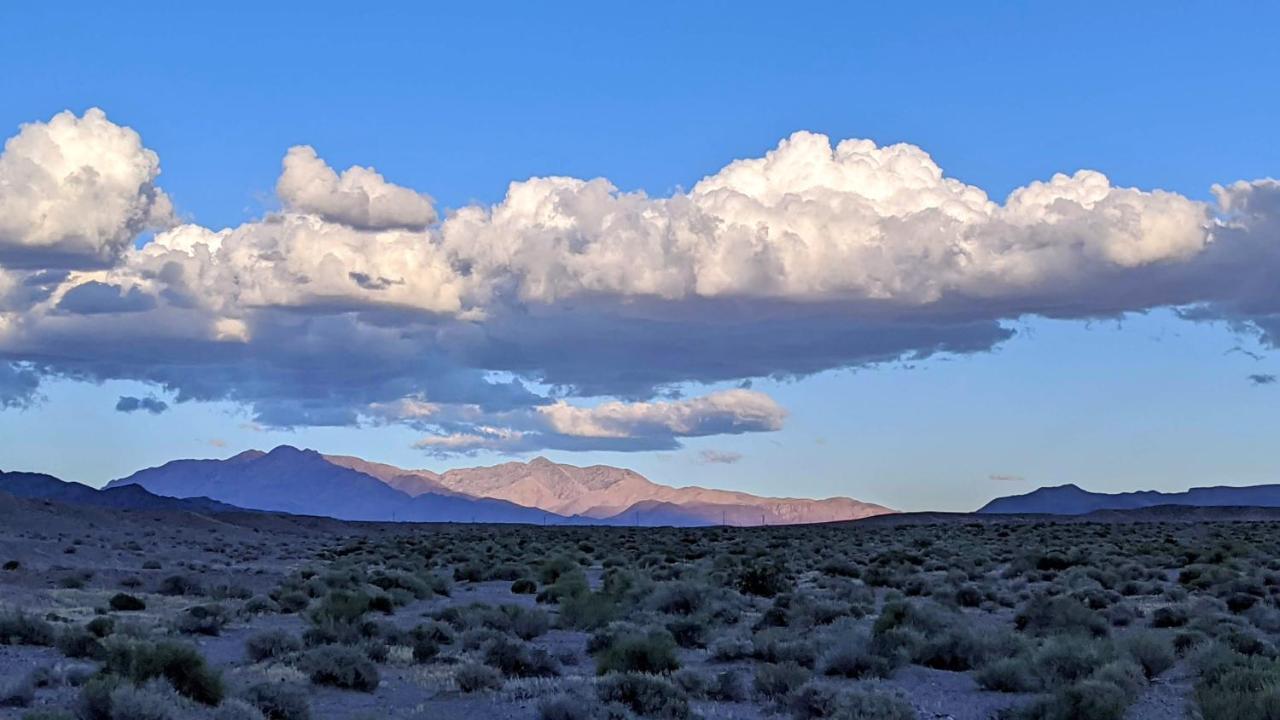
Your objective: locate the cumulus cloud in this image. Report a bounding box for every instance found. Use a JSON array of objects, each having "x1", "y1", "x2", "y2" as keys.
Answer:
[
  {"x1": 277, "y1": 146, "x2": 436, "y2": 230},
  {"x1": 1249, "y1": 374, "x2": 1277, "y2": 386},
  {"x1": 115, "y1": 395, "x2": 169, "y2": 414},
  {"x1": 2, "y1": 108, "x2": 1280, "y2": 454},
  {"x1": 0, "y1": 109, "x2": 173, "y2": 269},
  {"x1": 0, "y1": 362, "x2": 40, "y2": 408},
  {"x1": 538, "y1": 390, "x2": 784, "y2": 439}
]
